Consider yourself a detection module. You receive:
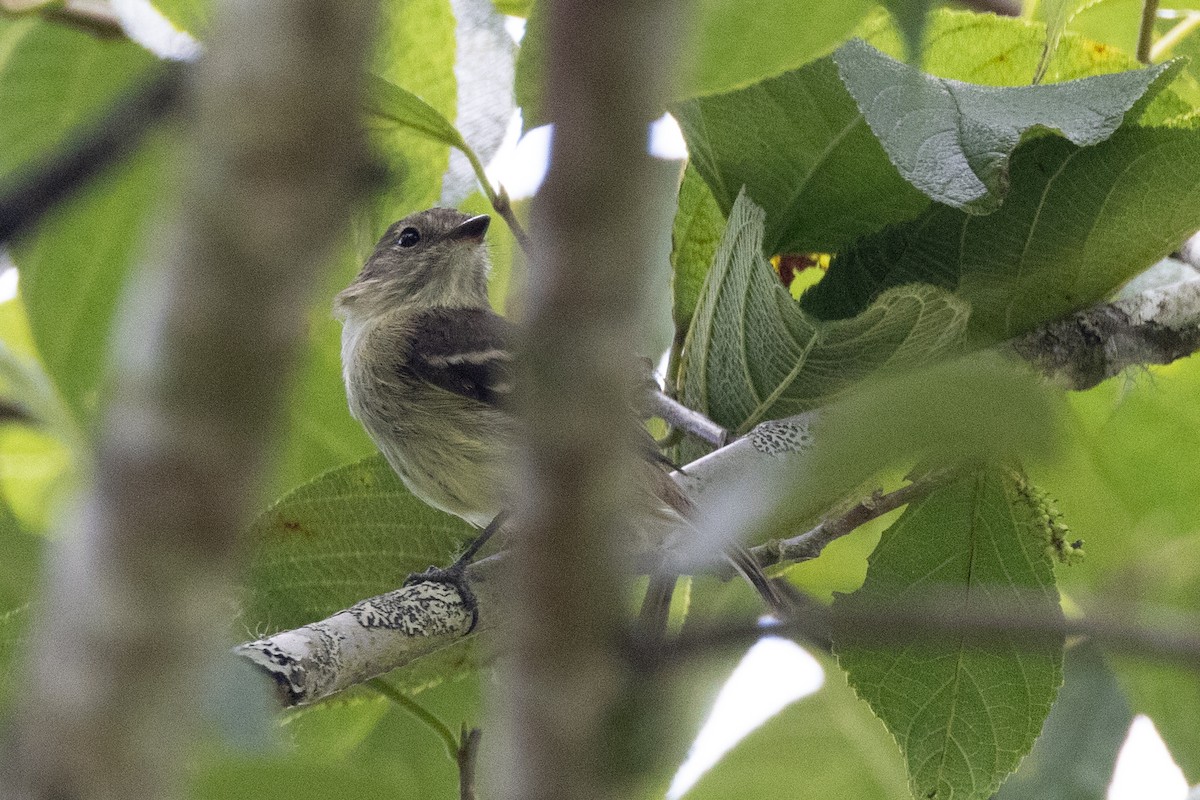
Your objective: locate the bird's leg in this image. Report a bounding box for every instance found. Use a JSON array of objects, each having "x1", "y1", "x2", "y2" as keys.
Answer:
[{"x1": 404, "y1": 511, "x2": 507, "y2": 634}]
